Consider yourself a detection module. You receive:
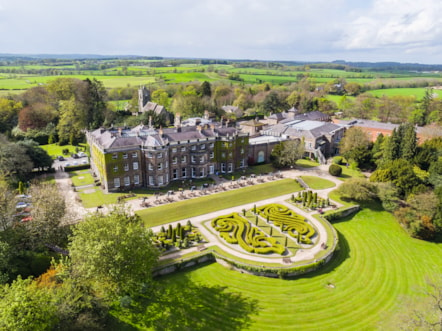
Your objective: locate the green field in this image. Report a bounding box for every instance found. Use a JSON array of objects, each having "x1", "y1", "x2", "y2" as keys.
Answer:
[
  {"x1": 368, "y1": 87, "x2": 442, "y2": 99},
  {"x1": 111, "y1": 202, "x2": 442, "y2": 330}
]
